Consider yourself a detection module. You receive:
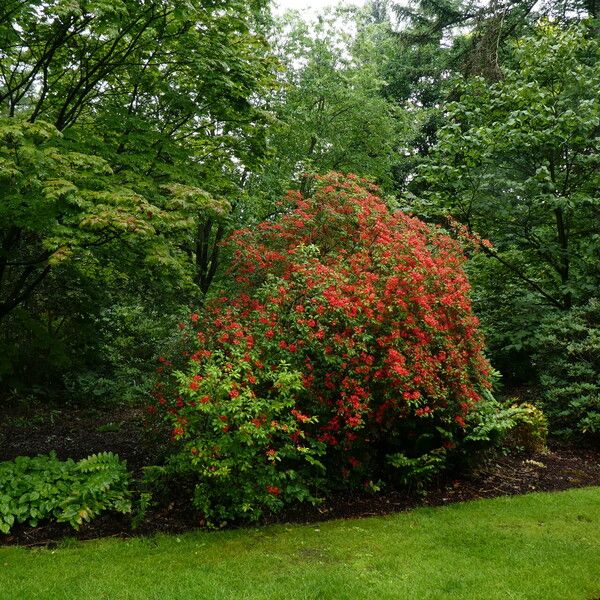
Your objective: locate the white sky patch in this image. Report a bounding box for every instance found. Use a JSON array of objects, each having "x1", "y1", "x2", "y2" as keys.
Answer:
[{"x1": 273, "y1": 0, "x2": 366, "y2": 17}]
